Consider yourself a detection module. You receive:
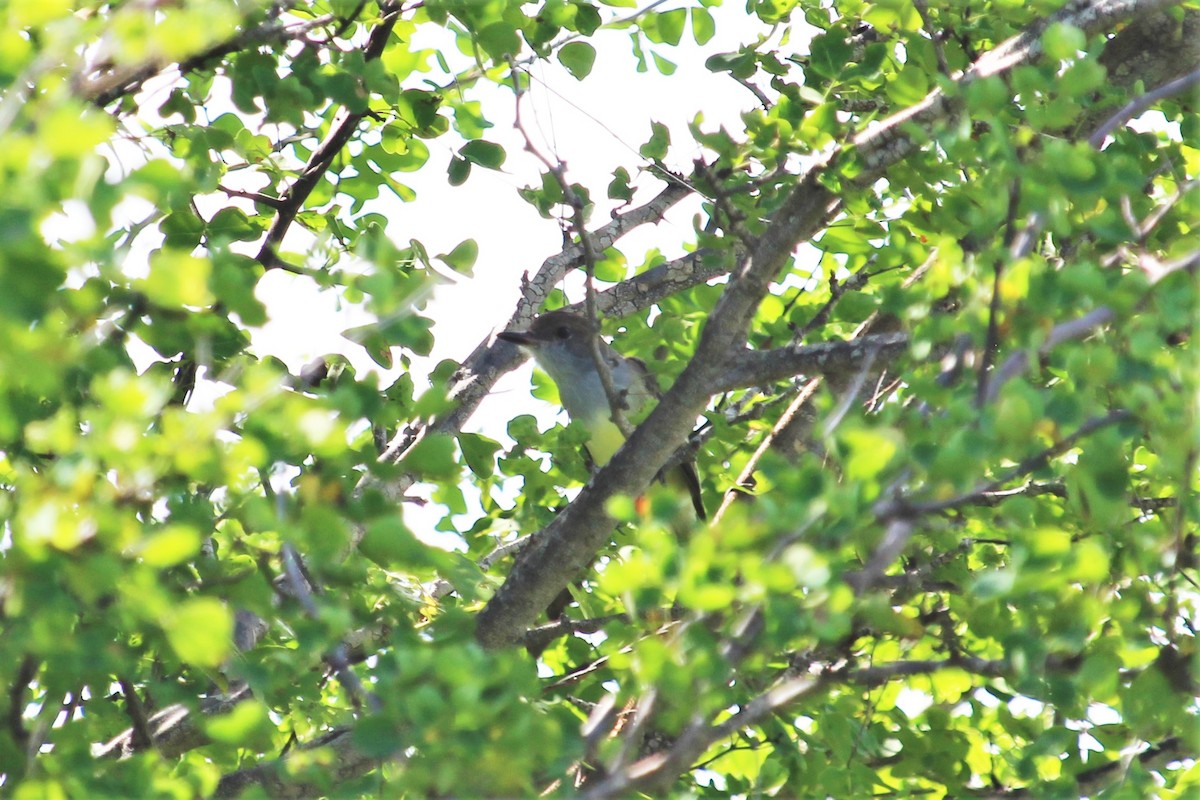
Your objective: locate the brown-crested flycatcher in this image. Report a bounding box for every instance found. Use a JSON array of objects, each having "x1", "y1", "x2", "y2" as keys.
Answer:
[{"x1": 498, "y1": 310, "x2": 706, "y2": 520}]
